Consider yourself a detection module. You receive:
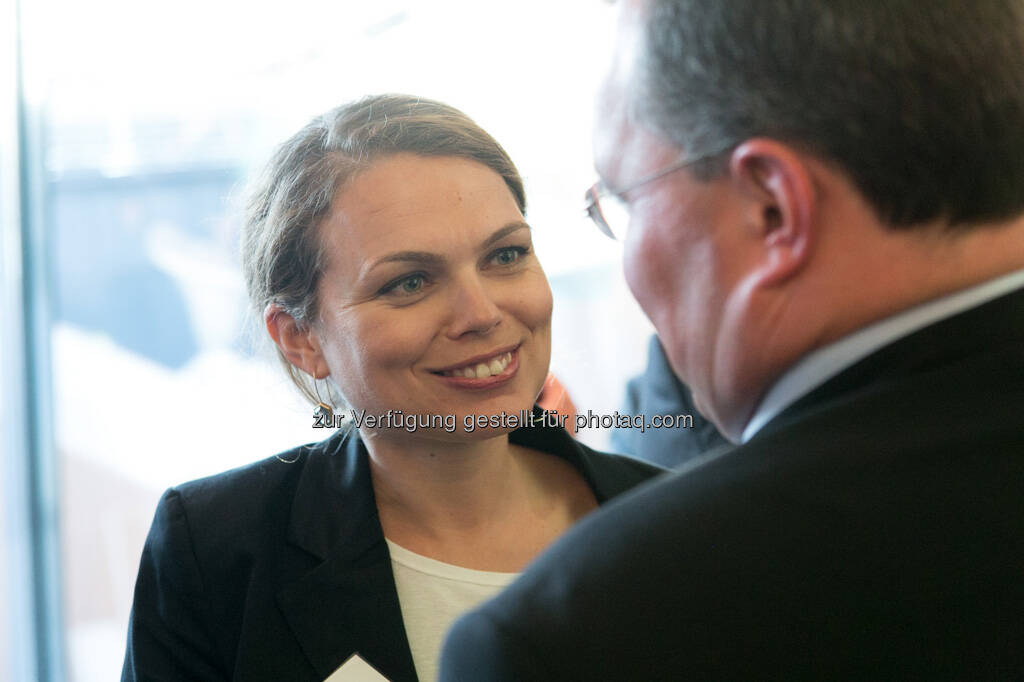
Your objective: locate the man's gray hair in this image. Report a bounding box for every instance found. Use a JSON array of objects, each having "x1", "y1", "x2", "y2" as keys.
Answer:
[{"x1": 636, "y1": 0, "x2": 1024, "y2": 229}]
